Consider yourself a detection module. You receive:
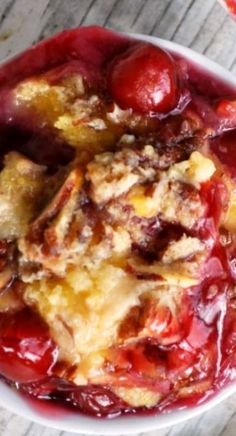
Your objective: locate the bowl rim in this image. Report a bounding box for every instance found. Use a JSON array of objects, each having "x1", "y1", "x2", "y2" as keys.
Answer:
[{"x1": 0, "y1": 30, "x2": 236, "y2": 434}]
